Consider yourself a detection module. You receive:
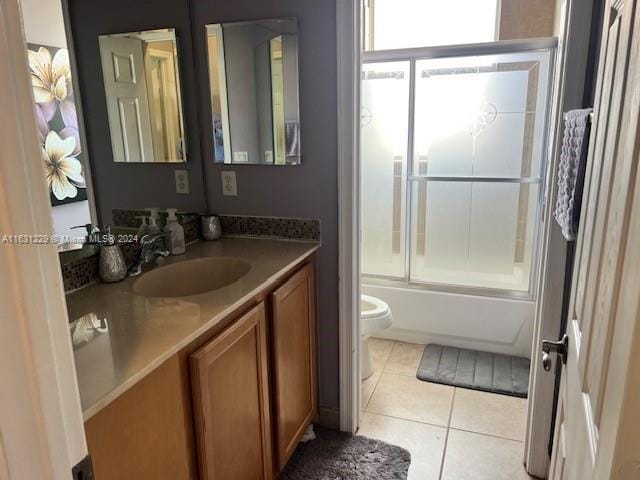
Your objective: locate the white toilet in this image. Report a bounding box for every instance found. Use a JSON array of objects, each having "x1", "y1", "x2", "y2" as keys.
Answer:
[{"x1": 361, "y1": 294, "x2": 393, "y2": 380}]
